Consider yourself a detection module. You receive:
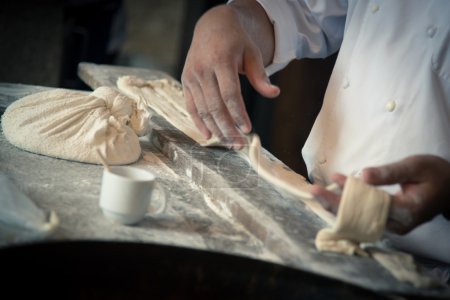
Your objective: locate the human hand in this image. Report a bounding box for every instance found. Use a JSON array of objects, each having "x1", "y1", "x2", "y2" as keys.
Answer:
[
  {"x1": 181, "y1": 2, "x2": 280, "y2": 149},
  {"x1": 310, "y1": 155, "x2": 450, "y2": 234}
]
